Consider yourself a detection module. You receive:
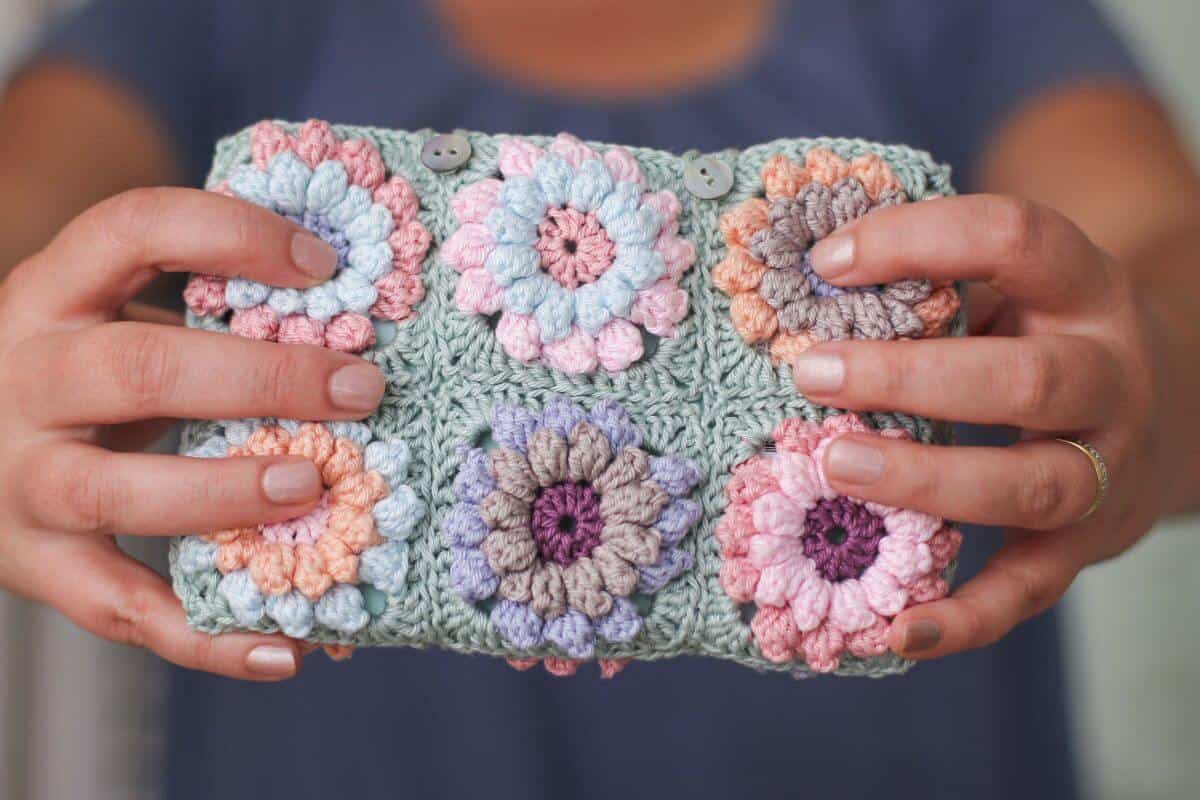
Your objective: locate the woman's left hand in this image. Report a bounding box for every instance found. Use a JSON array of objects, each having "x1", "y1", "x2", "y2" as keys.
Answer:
[{"x1": 791, "y1": 194, "x2": 1165, "y2": 659}]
